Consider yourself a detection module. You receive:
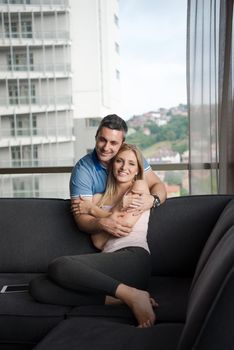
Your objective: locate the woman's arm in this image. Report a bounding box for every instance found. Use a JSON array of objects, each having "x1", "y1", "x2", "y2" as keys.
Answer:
[
  {"x1": 112, "y1": 179, "x2": 150, "y2": 228},
  {"x1": 73, "y1": 180, "x2": 150, "y2": 250},
  {"x1": 73, "y1": 195, "x2": 112, "y2": 250},
  {"x1": 76, "y1": 196, "x2": 111, "y2": 218}
]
